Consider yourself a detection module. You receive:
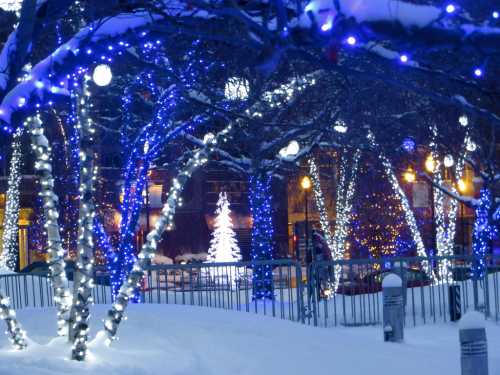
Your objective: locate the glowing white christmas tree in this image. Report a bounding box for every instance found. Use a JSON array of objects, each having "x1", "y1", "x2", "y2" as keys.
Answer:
[
  {"x1": 208, "y1": 192, "x2": 241, "y2": 263},
  {"x1": 206, "y1": 192, "x2": 241, "y2": 287}
]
